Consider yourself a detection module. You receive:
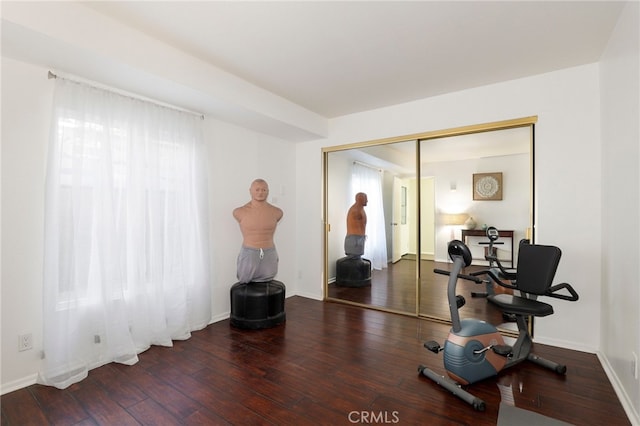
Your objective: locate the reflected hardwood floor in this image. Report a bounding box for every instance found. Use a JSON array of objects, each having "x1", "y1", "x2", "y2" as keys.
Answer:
[
  {"x1": 328, "y1": 258, "x2": 513, "y2": 329},
  {"x1": 1, "y1": 297, "x2": 630, "y2": 425}
]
